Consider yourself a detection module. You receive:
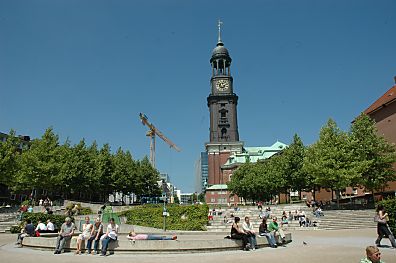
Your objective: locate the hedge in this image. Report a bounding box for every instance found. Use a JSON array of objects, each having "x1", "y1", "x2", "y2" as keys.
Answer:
[
  {"x1": 119, "y1": 204, "x2": 209, "y2": 231},
  {"x1": 378, "y1": 198, "x2": 396, "y2": 234},
  {"x1": 11, "y1": 213, "x2": 73, "y2": 233}
]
